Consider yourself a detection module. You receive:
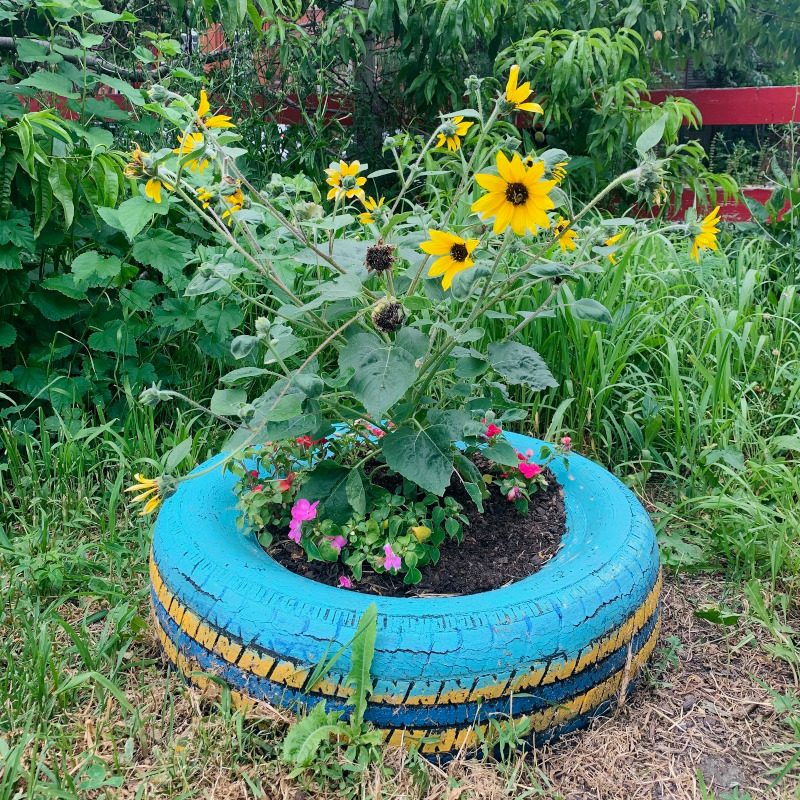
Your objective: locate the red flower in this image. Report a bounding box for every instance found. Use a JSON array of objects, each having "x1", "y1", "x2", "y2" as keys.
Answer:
[
  {"x1": 485, "y1": 424, "x2": 502, "y2": 438},
  {"x1": 296, "y1": 436, "x2": 313, "y2": 448},
  {"x1": 278, "y1": 472, "x2": 294, "y2": 492},
  {"x1": 519, "y1": 462, "x2": 542, "y2": 479},
  {"x1": 252, "y1": 484, "x2": 264, "y2": 493}
]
